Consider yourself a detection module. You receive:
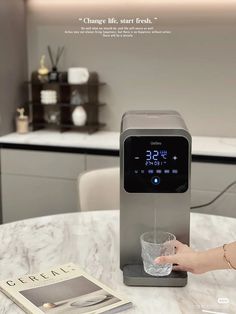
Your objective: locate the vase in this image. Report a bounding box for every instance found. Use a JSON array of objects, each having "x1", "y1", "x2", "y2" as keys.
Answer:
[{"x1": 72, "y1": 106, "x2": 87, "y2": 126}]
